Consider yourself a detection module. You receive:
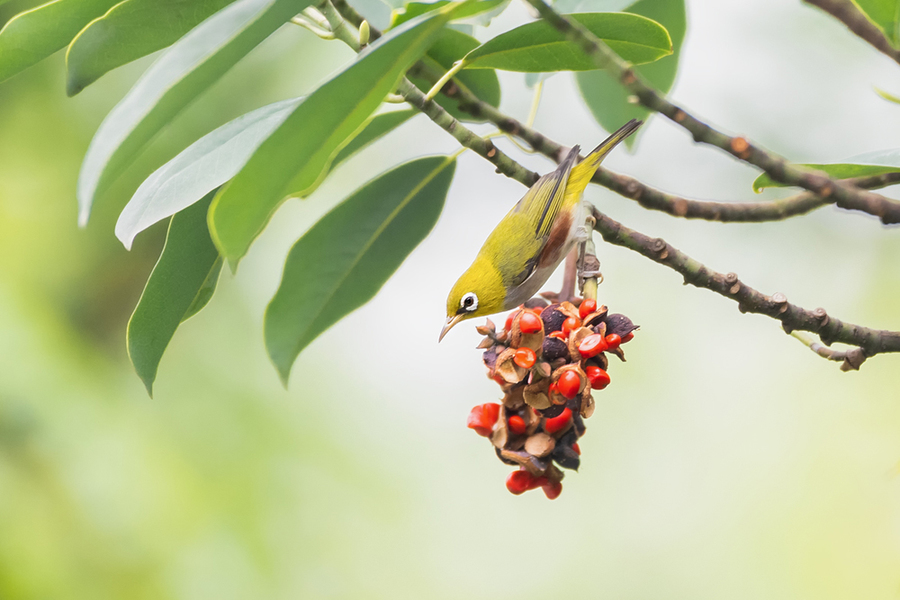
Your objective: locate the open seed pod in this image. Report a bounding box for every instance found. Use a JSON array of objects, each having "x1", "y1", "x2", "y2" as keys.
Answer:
[
  {"x1": 494, "y1": 347, "x2": 527, "y2": 383},
  {"x1": 523, "y1": 379, "x2": 551, "y2": 410},
  {"x1": 510, "y1": 310, "x2": 544, "y2": 350}
]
